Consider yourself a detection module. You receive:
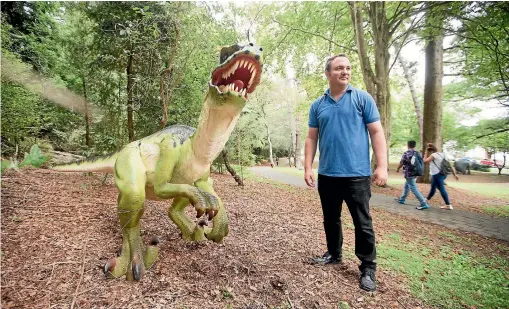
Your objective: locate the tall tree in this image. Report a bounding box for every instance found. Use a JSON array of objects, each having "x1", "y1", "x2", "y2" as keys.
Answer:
[
  {"x1": 420, "y1": 3, "x2": 446, "y2": 183},
  {"x1": 394, "y1": 42, "x2": 423, "y2": 146},
  {"x1": 348, "y1": 2, "x2": 436, "y2": 165},
  {"x1": 59, "y1": 7, "x2": 98, "y2": 147}
]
